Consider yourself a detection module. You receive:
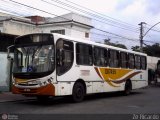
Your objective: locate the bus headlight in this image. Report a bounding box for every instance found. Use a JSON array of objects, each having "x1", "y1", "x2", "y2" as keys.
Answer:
[
  {"x1": 38, "y1": 77, "x2": 57, "y2": 87},
  {"x1": 47, "y1": 77, "x2": 57, "y2": 84},
  {"x1": 12, "y1": 77, "x2": 16, "y2": 85}
]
